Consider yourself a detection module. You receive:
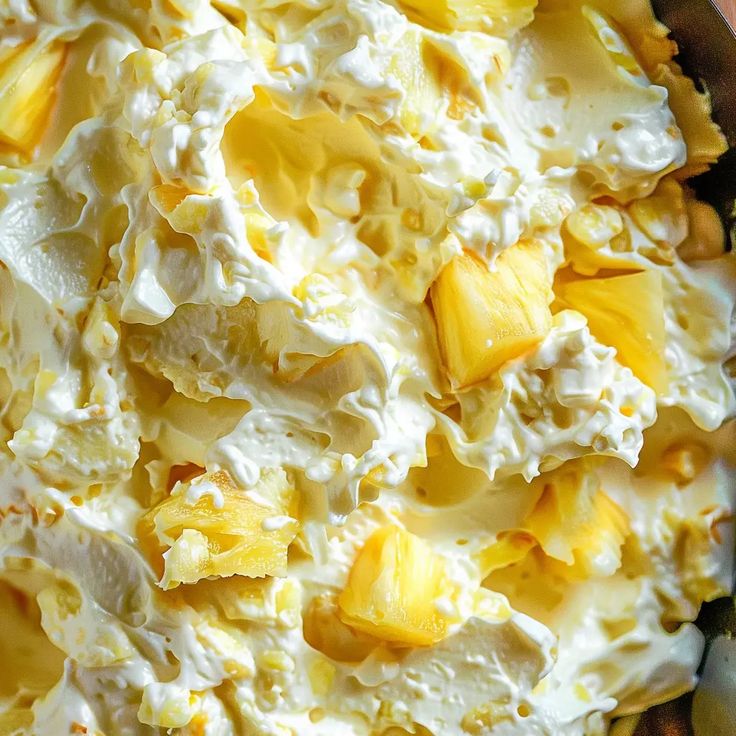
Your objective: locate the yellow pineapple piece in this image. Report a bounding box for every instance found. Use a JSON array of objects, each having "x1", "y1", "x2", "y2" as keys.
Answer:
[
  {"x1": 150, "y1": 183, "x2": 190, "y2": 213},
  {"x1": 138, "y1": 683, "x2": 198, "y2": 729},
  {"x1": 388, "y1": 30, "x2": 443, "y2": 137},
  {"x1": 555, "y1": 270, "x2": 668, "y2": 393},
  {"x1": 140, "y1": 469, "x2": 298, "y2": 590},
  {"x1": 480, "y1": 463, "x2": 630, "y2": 581},
  {"x1": 430, "y1": 241, "x2": 552, "y2": 387},
  {"x1": 478, "y1": 530, "x2": 536, "y2": 577},
  {"x1": 678, "y1": 199, "x2": 725, "y2": 262},
  {"x1": 628, "y1": 178, "x2": 687, "y2": 246},
  {"x1": 562, "y1": 491, "x2": 631, "y2": 579},
  {"x1": 0, "y1": 40, "x2": 67, "y2": 154},
  {"x1": 388, "y1": 32, "x2": 503, "y2": 135},
  {"x1": 564, "y1": 203, "x2": 624, "y2": 250},
  {"x1": 523, "y1": 463, "x2": 599, "y2": 566},
  {"x1": 303, "y1": 593, "x2": 380, "y2": 662},
  {"x1": 398, "y1": 0, "x2": 537, "y2": 35},
  {"x1": 522, "y1": 463, "x2": 630, "y2": 579},
  {"x1": 337, "y1": 526, "x2": 456, "y2": 646},
  {"x1": 244, "y1": 211, "x2": 276, "y2": 262}
]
